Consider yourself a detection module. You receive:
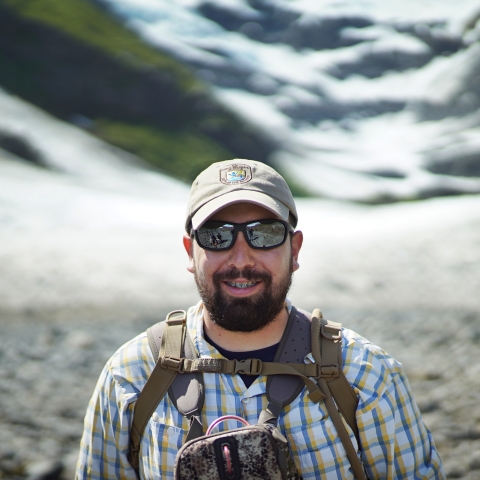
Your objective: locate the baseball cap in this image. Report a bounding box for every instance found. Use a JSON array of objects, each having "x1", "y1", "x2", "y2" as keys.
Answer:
[{"x1": 185, "y1": 159, "x2": 298, "y2": 232}]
